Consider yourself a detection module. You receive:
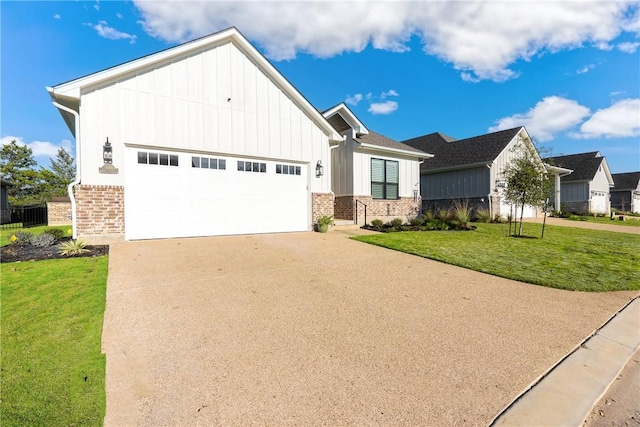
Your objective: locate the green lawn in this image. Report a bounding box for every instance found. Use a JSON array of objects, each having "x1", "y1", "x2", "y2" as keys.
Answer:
[
  {"x1": 1, "y1": 224, "x2": 72, "y2": 247},
  {"x1": 1, "y1": 256, "x2": 108, "y2": 426},
  {"x1": 566, "y1": 215, "x2": 640, "y2": 227},
  {"x1": 353, "y1": 223, "x2": 640, "y2": 292}
]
